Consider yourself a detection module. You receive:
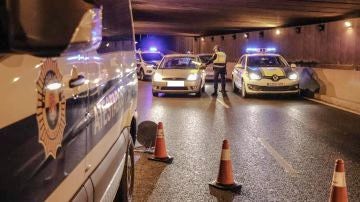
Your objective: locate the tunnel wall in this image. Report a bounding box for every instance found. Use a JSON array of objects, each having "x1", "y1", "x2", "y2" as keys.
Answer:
[
  {"x1": 184, "y1": 18, "x2": 360, "y2": 65},
  {"x1": 173, "y1": 18, "x2": 360, "y2": 112}
]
